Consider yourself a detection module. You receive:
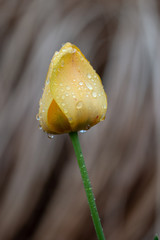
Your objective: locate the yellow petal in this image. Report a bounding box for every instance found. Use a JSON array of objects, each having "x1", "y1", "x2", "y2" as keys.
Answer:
[{"x1": 38, "y1": 42, "x2": 107, "y2": 134}]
